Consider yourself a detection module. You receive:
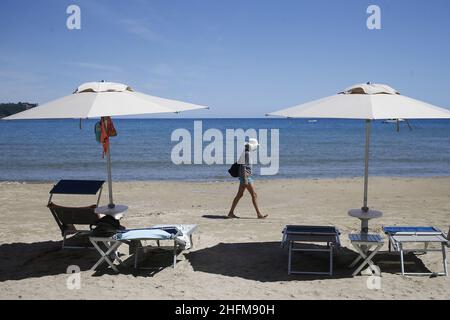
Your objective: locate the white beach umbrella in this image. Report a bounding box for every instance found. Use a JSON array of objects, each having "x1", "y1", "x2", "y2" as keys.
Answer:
[
  {"x1": 4, "y1": 81, "x2": 208, "y2": 208},
  {"x1": 267, "y1": 83, "x2": 450, "y2": 231},
  {"x1": 4, "y1": 81, "x2": 207, "y2": 119}
]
